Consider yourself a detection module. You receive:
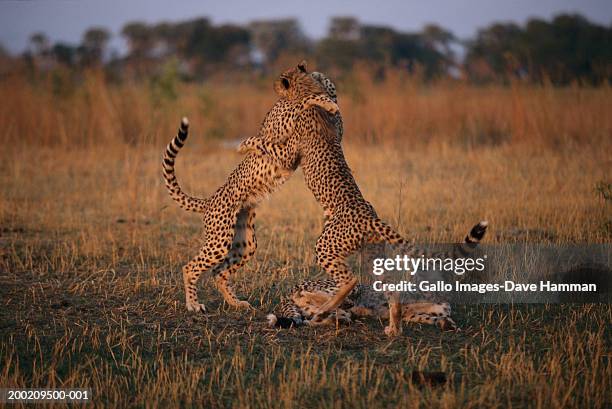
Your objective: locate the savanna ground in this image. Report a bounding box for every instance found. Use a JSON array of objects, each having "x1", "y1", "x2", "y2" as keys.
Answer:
[{"x1": 0, "y1": 69, "x2": 611, "y2": 408}]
